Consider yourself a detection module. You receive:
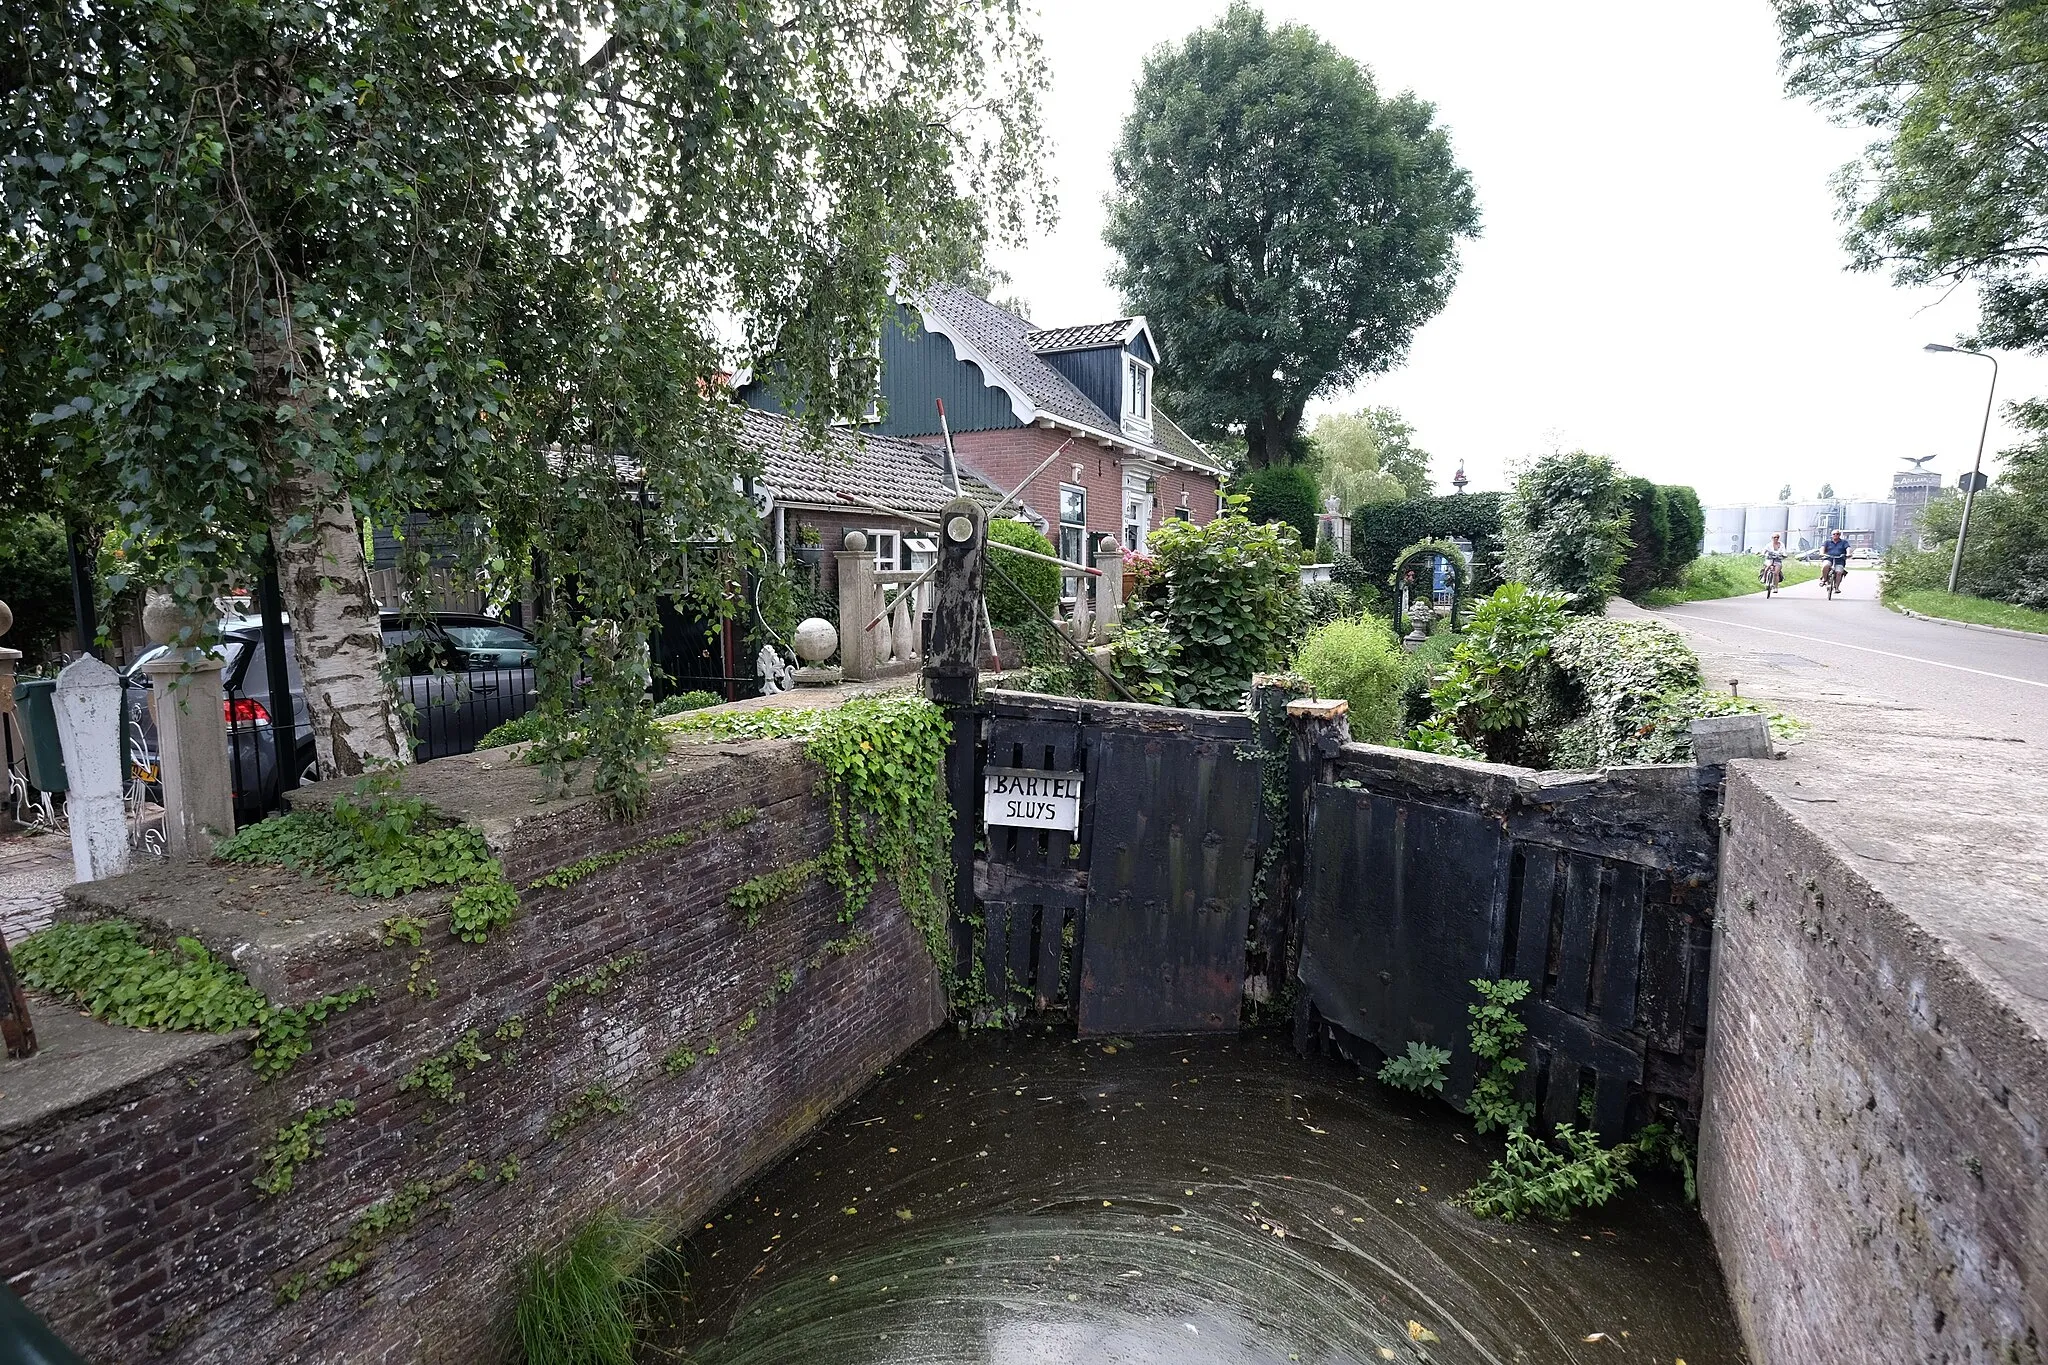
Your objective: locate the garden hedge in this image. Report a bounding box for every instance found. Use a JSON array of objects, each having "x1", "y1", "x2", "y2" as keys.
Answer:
[
  {"x1": 1241, "y1": 464, "x2": 1321, "y2": 551},
  {"x1": 1617, "y1": 479, "x2": 1704, "y2": 599},
  {"x1": 1349, "y1": 492, "x2": 1504, "y2": 614}
]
